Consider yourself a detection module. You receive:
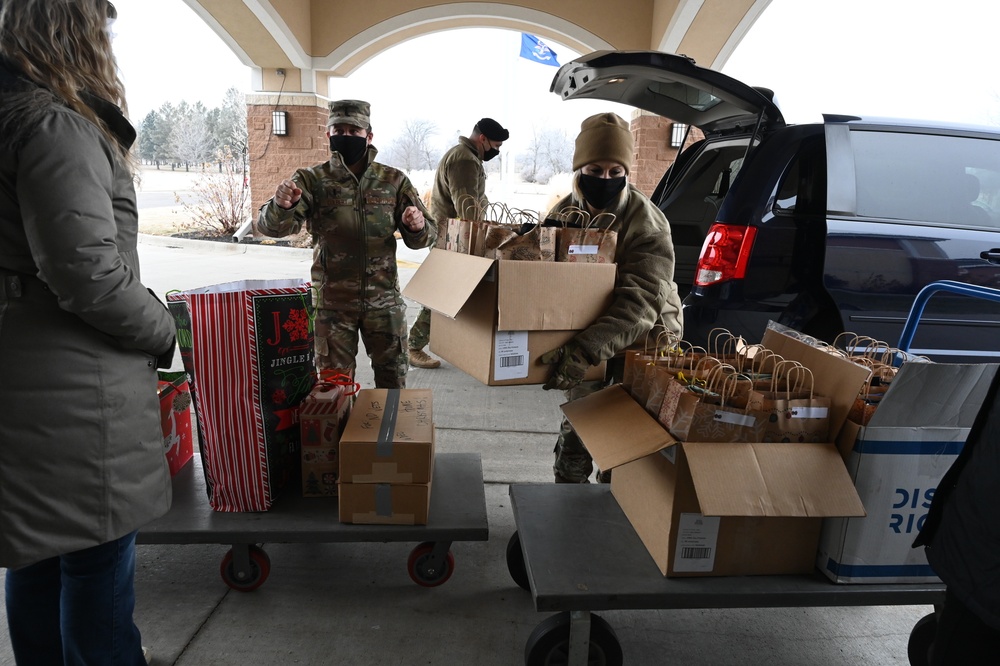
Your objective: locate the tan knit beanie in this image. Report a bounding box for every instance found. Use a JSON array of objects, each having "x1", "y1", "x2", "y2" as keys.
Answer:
[{"x1": 572, "y1": 113, "x2": 634, "y2": 172}]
